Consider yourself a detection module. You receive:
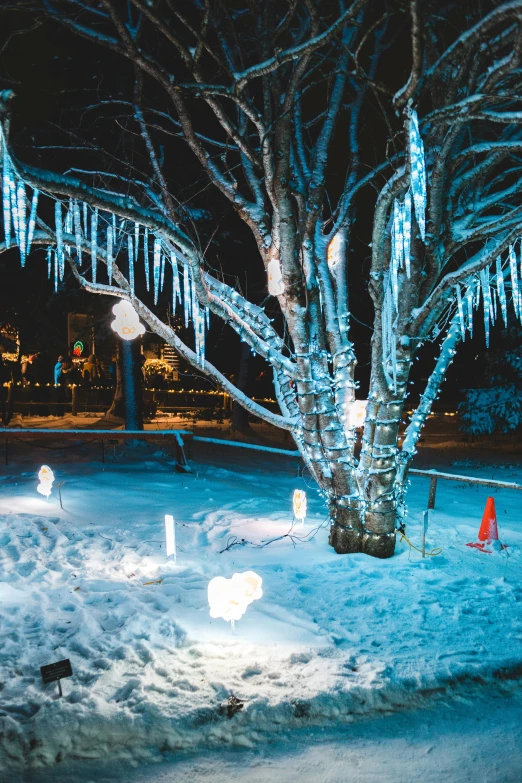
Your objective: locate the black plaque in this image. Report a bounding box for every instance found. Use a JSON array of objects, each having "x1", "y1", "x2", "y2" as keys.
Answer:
[{"x1": 40, "y1": 659, "x2": 73, "y2": 684}]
